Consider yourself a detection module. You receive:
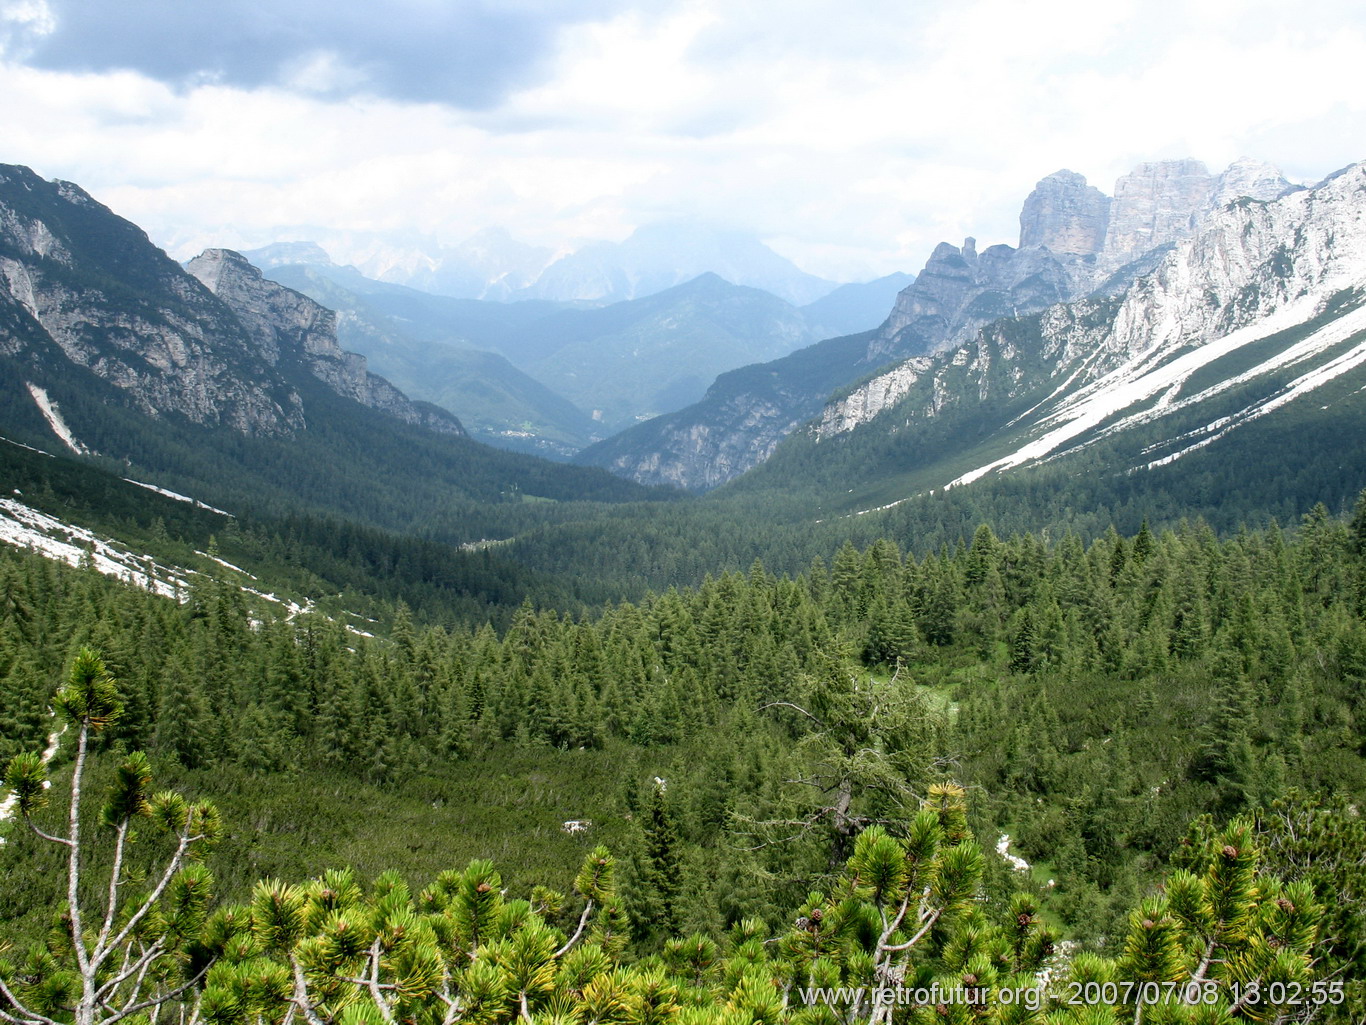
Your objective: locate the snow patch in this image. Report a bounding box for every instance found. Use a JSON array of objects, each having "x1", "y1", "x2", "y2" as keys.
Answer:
[
  {"x1": 0, "y1": 497, "x2": 189, "y2": 599},
  {"x1": 26, "y1": 383, "x2": 89, "y2": 455},
  {"x1": 996, "y1": 834, "x2": 1031, "y2": 872},
  {"x1": 0, "y1": 433, "x2": 54, "y2": 458},
  {"x1": 0, "y1": 724, "x2": 66, "y2": 838},
  {"x1": 948, "y1": 296, "x2": 1366, "y2": 488},
  {"x1": 0, "y1": 497, "x2": 318, "y2": 624},
  {"x1": 125, "y1": 480, "x2": 233, "y2": 517}
]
